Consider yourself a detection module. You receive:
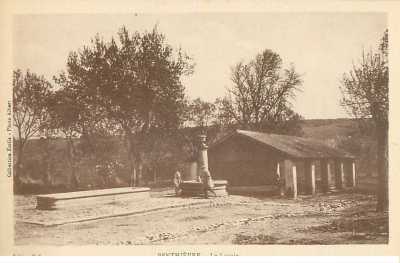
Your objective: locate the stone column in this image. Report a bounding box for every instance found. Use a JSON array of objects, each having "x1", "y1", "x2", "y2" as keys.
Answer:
[
  {"x1": 352, "y1": 161, "x2": 356, "y2": 187},
  {"x1": 344, "y1": 160, "x2": 356, "y2": 188},
  {"x1": 292, "y1": 165, "x2": 298, "y2": 199},
  {"x1": 321, "y1": 160, "x2": 329, "y2": 193},
  {"x1": 334, "y1": 160, "x2": 344, "y2": 190},
  {"x1": 283, "y1": 160, "x2": 297, "y2": 199},
  {"x1": 339, "y1": 161, "x2": 345, "y2": 189},
  {"x1": 327, "y1": 160, "x2": 337, "y2": 192},
  {"x1": 311, "y1": 163, "x2": 316, "y2": 195},
  {"x1": 276, "y1": 161, "x2": 285, "y2": 197},
  {"x1": 344, "y1": 160, "x2": 353, "y2": 187},
  {"x1": 197, "y1": 134, "x2": 210, "y2": 178},
  {"x1": 305, "y1": 160, "x2": 316, "y2": 195}
]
